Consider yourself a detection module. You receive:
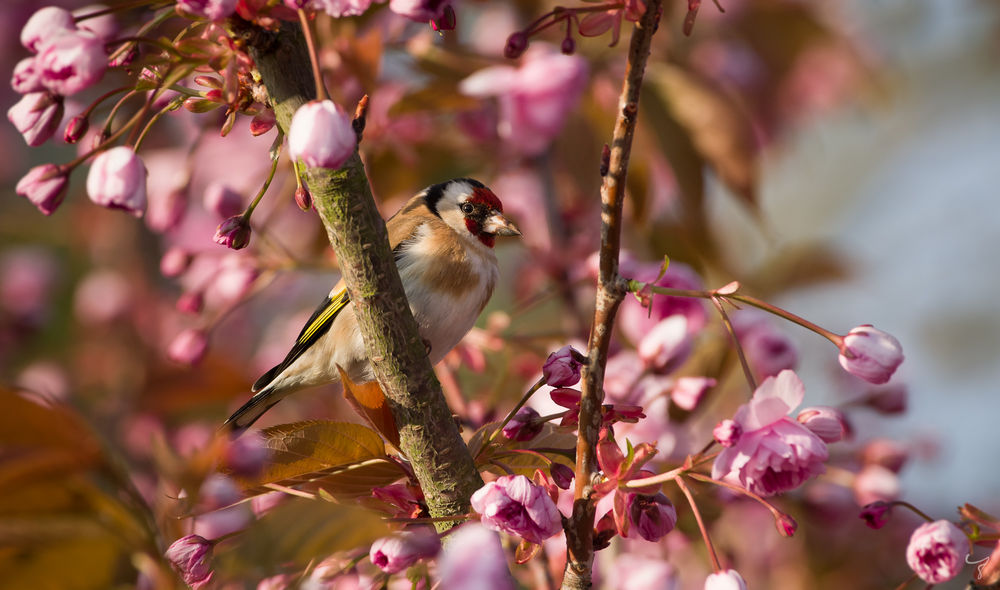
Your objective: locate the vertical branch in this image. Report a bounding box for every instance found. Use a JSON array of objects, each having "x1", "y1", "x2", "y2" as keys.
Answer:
[
  {"x1": 233, "y1": 19, "x2": 483, "y2": 528},
  {"x1": 562, "y1": 2, "x2": 663, "y2": 588}
]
